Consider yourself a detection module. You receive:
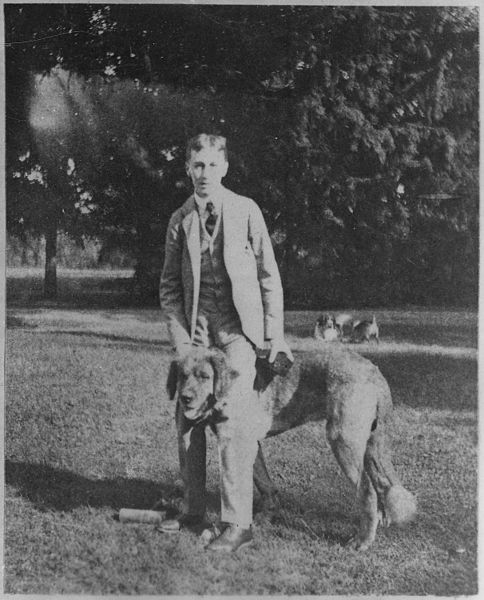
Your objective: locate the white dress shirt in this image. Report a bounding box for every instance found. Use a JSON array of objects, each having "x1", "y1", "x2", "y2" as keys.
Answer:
[{"x1": 194, "y1": 191, "x2": 222, "y2": 250}]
